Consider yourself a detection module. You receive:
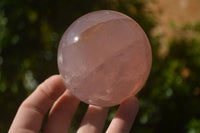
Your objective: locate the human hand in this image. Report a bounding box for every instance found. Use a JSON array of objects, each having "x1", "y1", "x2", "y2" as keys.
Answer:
[{"x1": 8, "y1": 75, "x2": 139, "y2": 133}]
